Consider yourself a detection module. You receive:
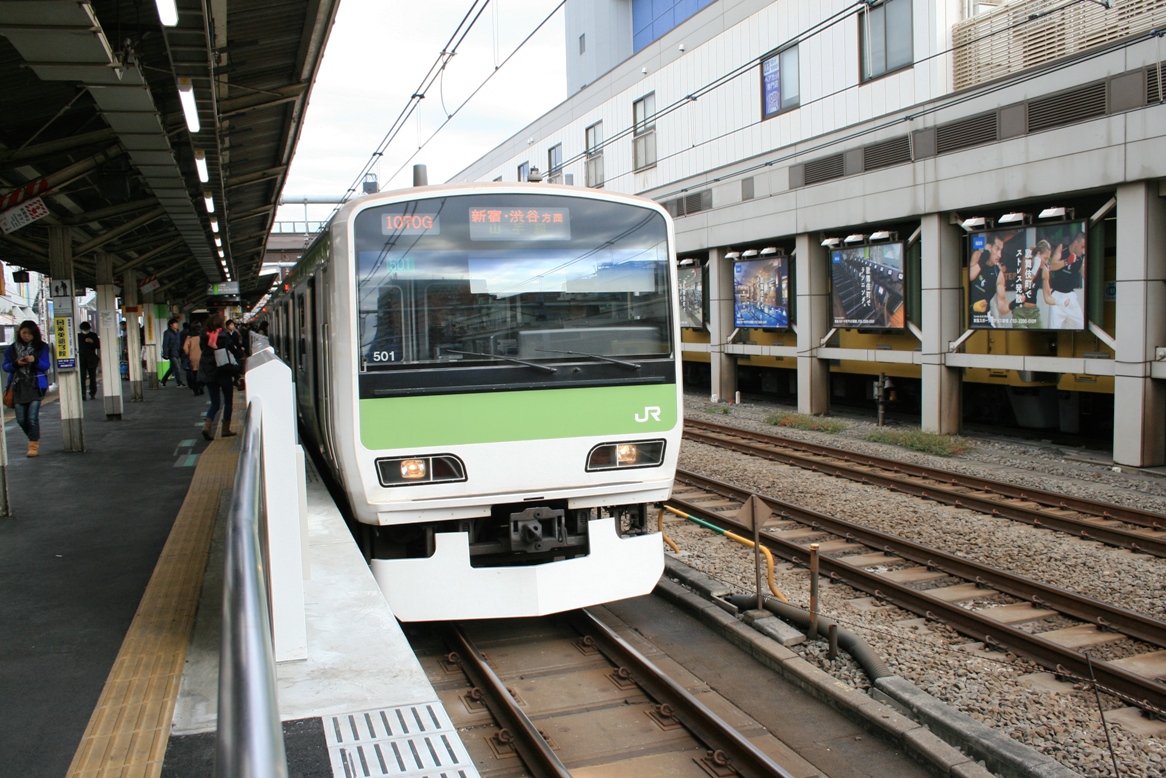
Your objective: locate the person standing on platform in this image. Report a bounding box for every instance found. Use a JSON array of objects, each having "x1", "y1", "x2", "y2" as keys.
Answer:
[
  {"x1": 198, "y1": 314, "x2": 239, "y2": 440},
  {"x1": 183, "y1": 320, "x2": 204, "y2": 395},
  {"x1": 3, "y1": 320, "x2": 52, "y2": 457},
  {"x1": 76, "y1": 321, "x2": 100, "y2": 400},
  {"x1": 159, "y1": 318, "x2": 185, "y2": 387}
]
